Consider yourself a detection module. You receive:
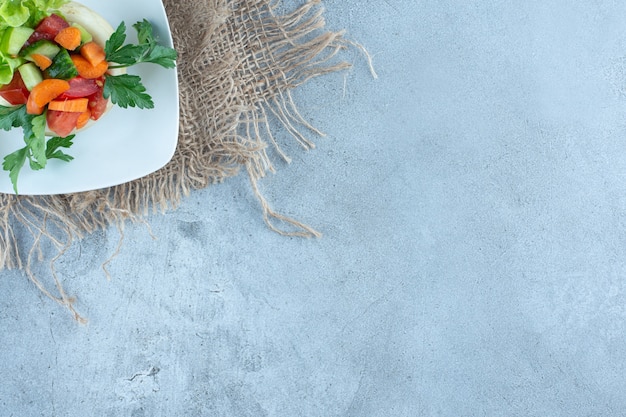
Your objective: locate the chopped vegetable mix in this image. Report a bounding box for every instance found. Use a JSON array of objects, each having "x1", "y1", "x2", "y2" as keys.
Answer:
[{"x1": 0, "y1": 0, "x2": 177, "y2": 193}]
